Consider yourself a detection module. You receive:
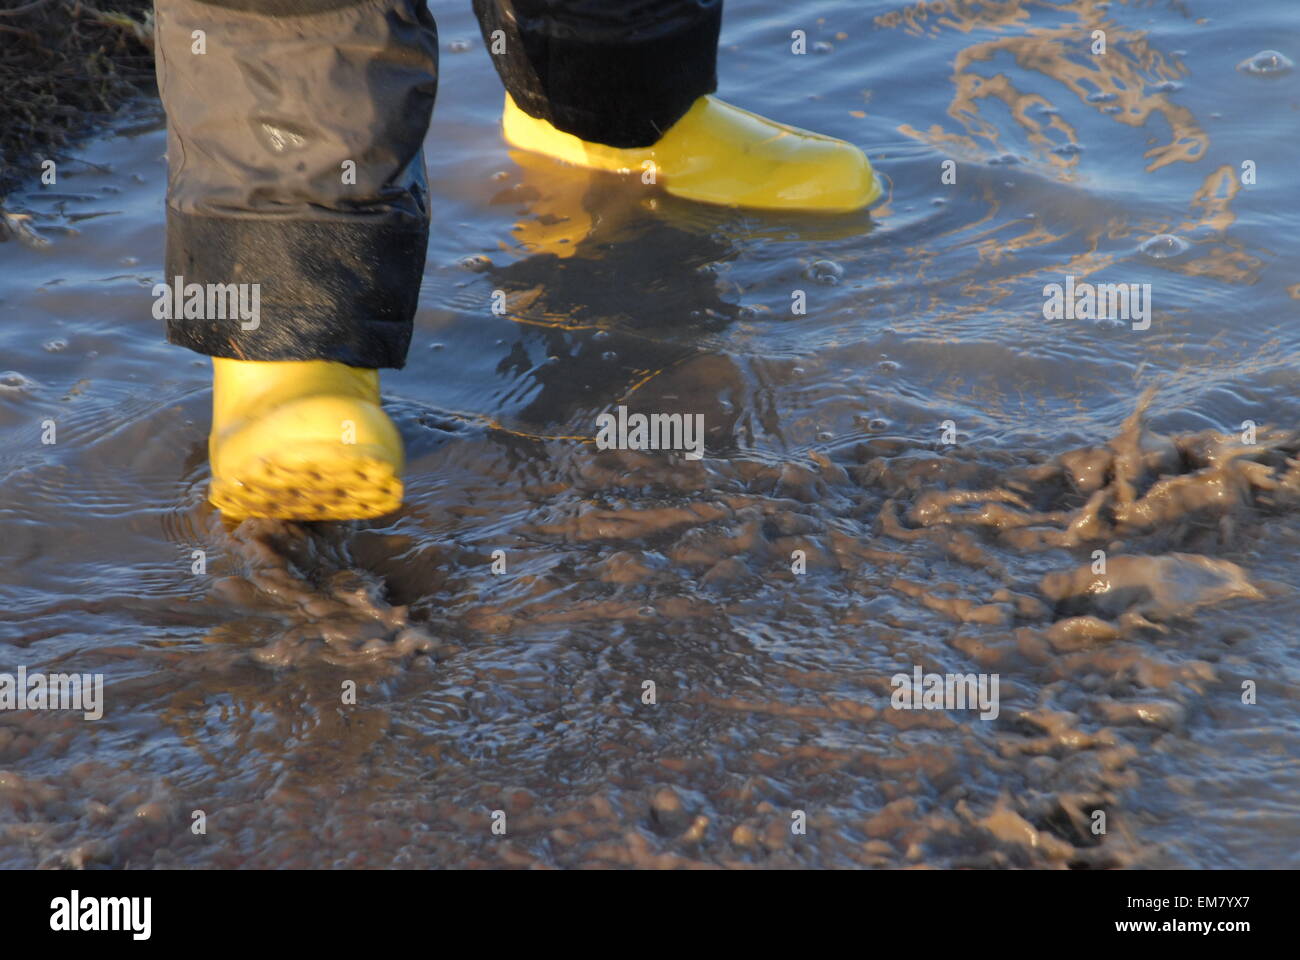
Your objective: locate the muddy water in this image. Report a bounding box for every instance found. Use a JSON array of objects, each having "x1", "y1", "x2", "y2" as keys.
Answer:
[{"x1": 1, "y1": 0, "x2": 1298, "y2": 869}]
